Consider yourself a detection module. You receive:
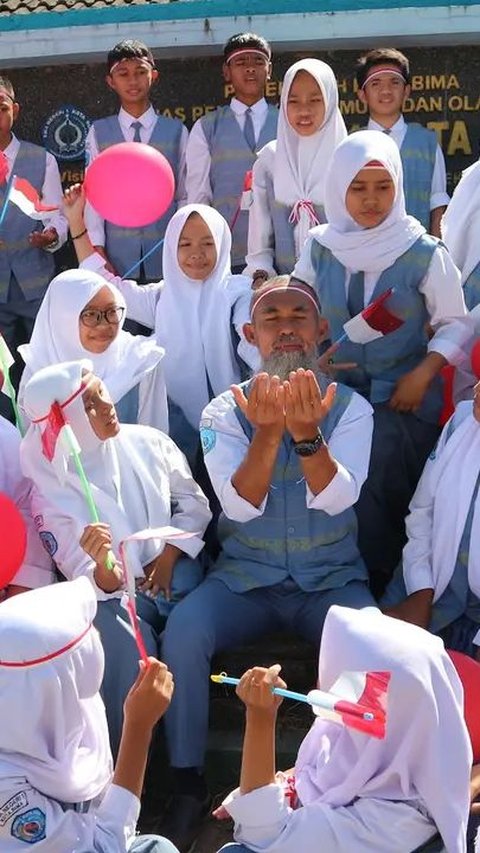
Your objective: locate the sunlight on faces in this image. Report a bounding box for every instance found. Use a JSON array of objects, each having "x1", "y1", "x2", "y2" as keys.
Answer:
[
  {"x1": 286, "y1": 70, "x2": 326, "y2": 136},
  {"x1": 358, "y1": 67, "x2": 409, "y2": 121},
  {"x1": 106, "y1": 59, "x2": 157, "y2": 107},
  {"x1": 223, "y1": 52, "x2": 271, "y2": 105},
  {"x1": 345, "y1": 166, "x2": 396, "y2": 229},
  {"x1": 244, "y1": 287, "x2": 328, "y2": 374},
  {"x1": 0, "y1": 93, "x2": 18, "y2": 143},
  {"x1": 82, "y1": 372, "x2": 120, "y2": 440},
  {"x1": 78, "y1": 286, "x2": 123, "y2": 354},
  {"x1": 177, "y1": 212, "x2": 217, "y2": 280}
]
